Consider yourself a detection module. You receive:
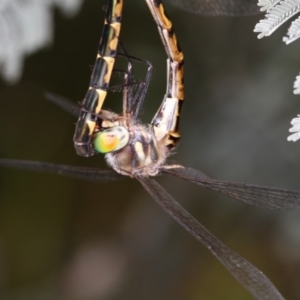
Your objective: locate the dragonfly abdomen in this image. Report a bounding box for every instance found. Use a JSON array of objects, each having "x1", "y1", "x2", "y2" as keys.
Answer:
[{"x1": 73, "y1": 0, "x2": 123, "y2": 157}]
